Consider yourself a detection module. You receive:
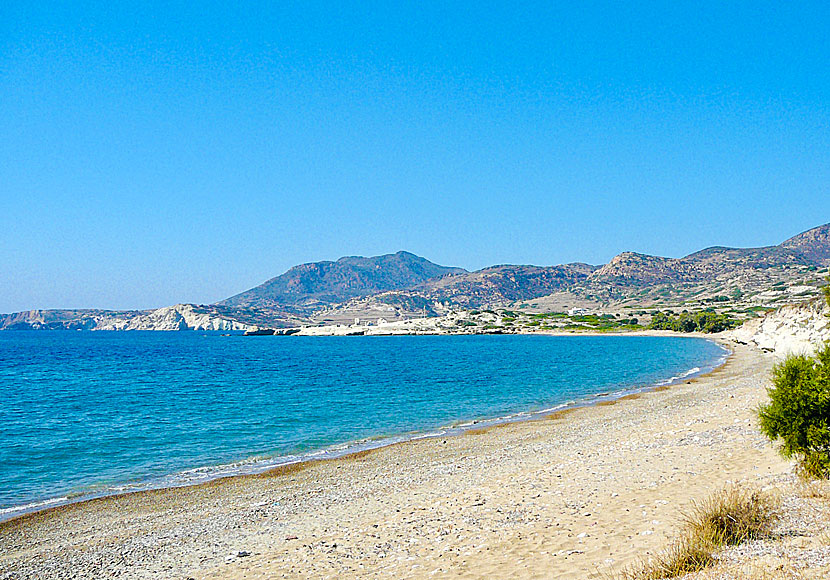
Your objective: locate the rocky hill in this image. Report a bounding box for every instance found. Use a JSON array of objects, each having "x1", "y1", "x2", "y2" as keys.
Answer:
[
  {"x1": 219, "y1": 251, "x2": 464, "y2": 313},
  {"x1": 573, "y1": 224, "x2": 830, "y2": 308},
  {"x1": 780, "y1": 223, "x2": 830, "y2": 264}
]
